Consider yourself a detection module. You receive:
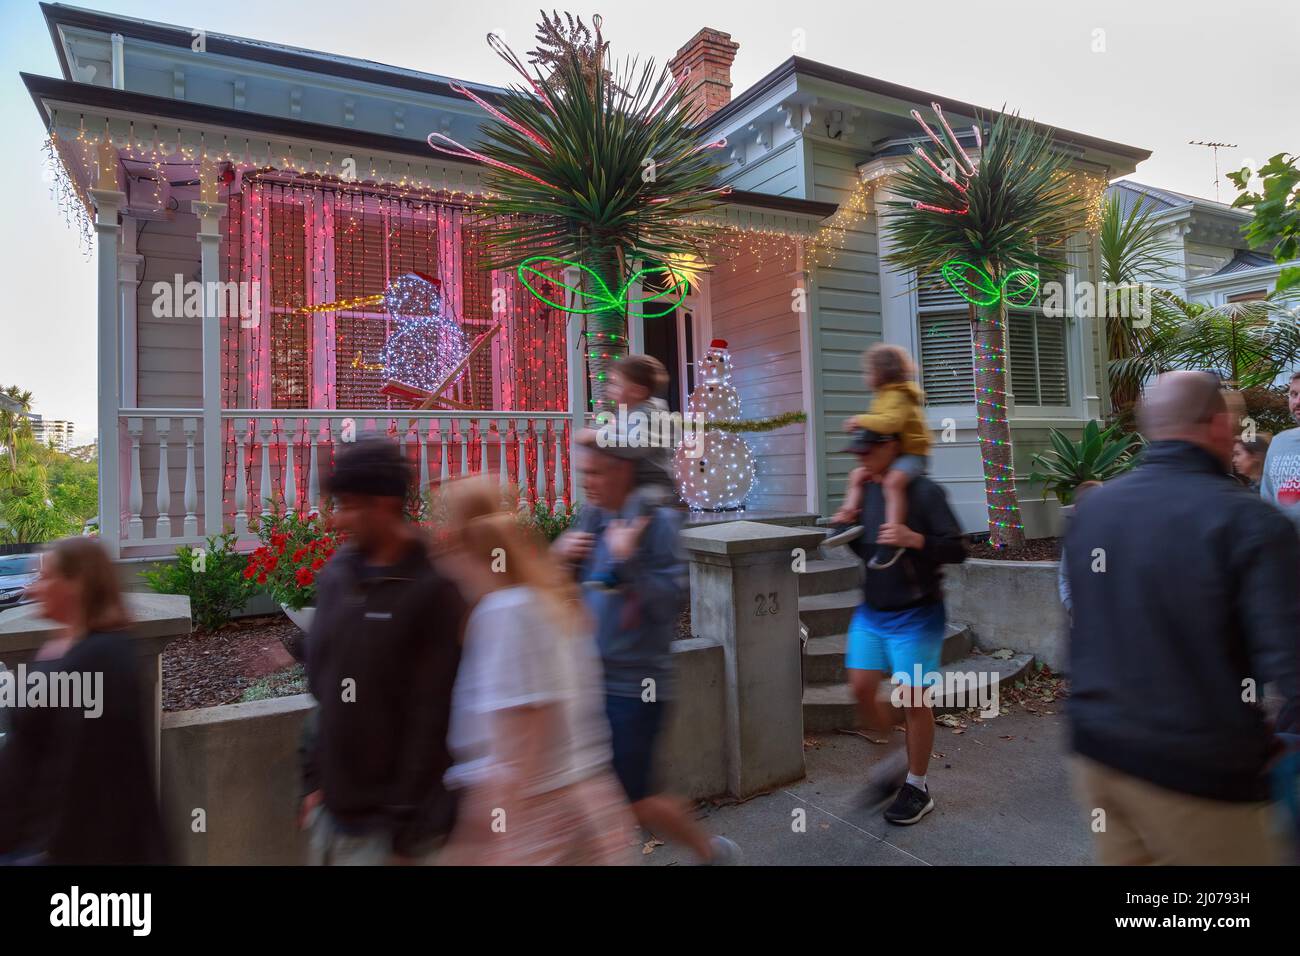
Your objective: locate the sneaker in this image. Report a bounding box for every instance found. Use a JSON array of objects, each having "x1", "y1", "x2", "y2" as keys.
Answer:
[
  {"x1": 857, "y1": 749, "x2": 909, "y2": 809},
  {"x1": 821, "y1": 524, "x2": 863, "y2": 549},
  {"x1": 867, "y1": 544, "x2": 905, "y2": 570},
  {"x1": 883, "y1": 783, "x2": 934, "y2": 826},
  {"x1": 704, "y1": 835, "x2": 742, "y2": 866}
]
